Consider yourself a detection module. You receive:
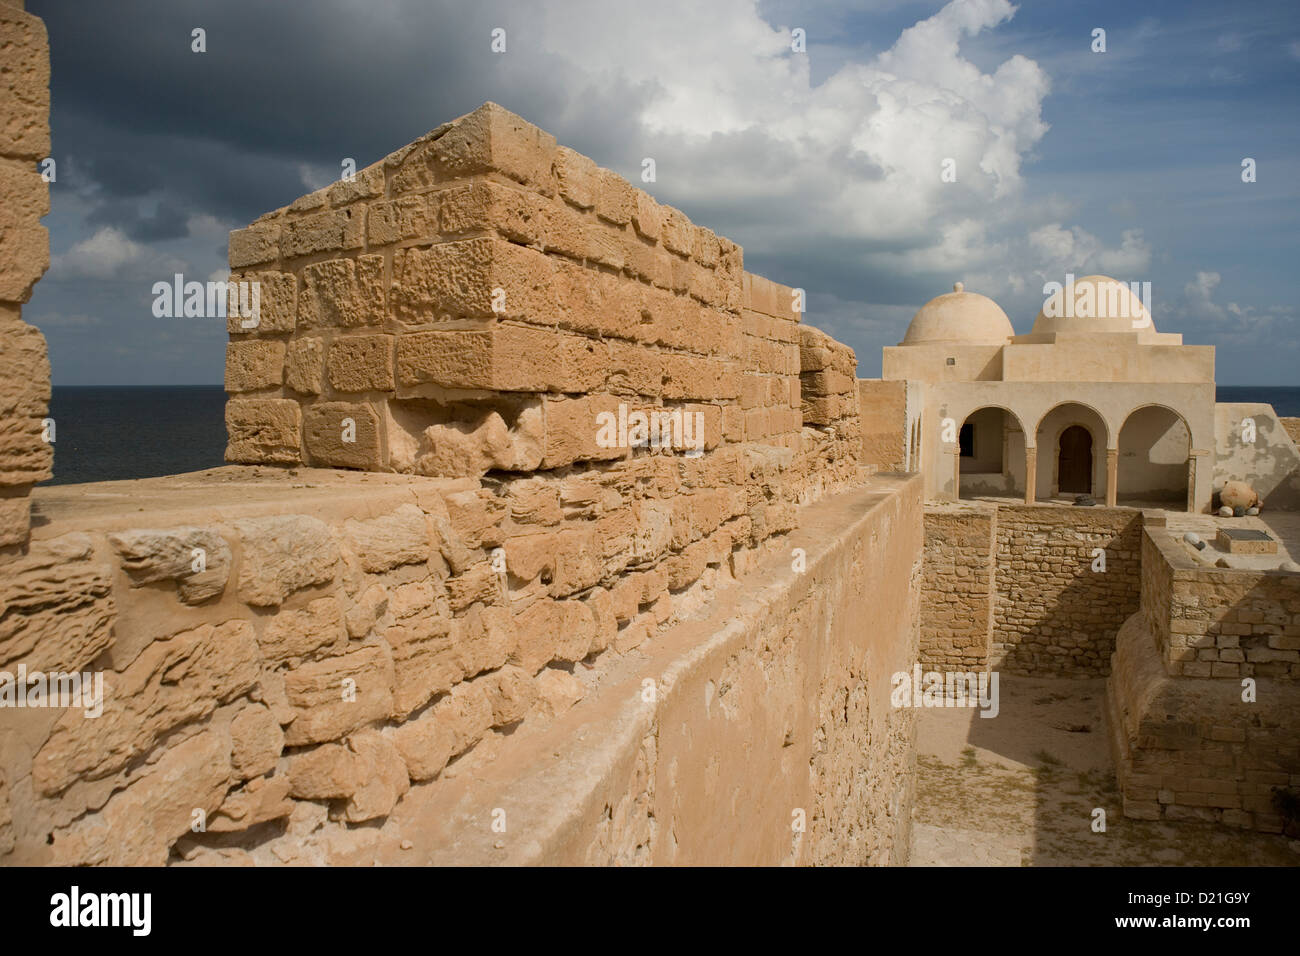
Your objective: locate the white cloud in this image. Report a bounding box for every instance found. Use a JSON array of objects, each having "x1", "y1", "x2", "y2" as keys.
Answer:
[
  {"x1": 528, "y1": 0, "x2": 1143, "y2": 305},
  {"x1": 49, "y1": 226, "x2": 187, "y2": 280}
]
